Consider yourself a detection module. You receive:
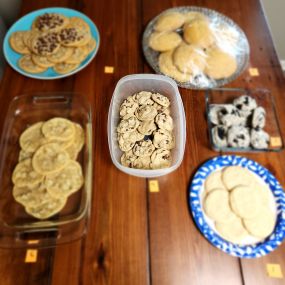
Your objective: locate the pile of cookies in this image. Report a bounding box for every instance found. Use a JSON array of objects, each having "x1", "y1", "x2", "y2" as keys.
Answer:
[
  {"x1": 203, "y1": 166, "x2": 276, "y2": 244},
  {"x1": 12, "y1": 117, "x2": 85, "y2": 219},
  {"x1": 117, "y1": 91, "x2": 175, "y2": 170},
  {"x1": 209, "y1": 95, "x2": 269, "y2": 149},
  {"x1": 9, "y1": 13, "x2": 96, "y2": 74},
  {"x1": 148, "y1": 11, "x2": 238, "y2": 84}
]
